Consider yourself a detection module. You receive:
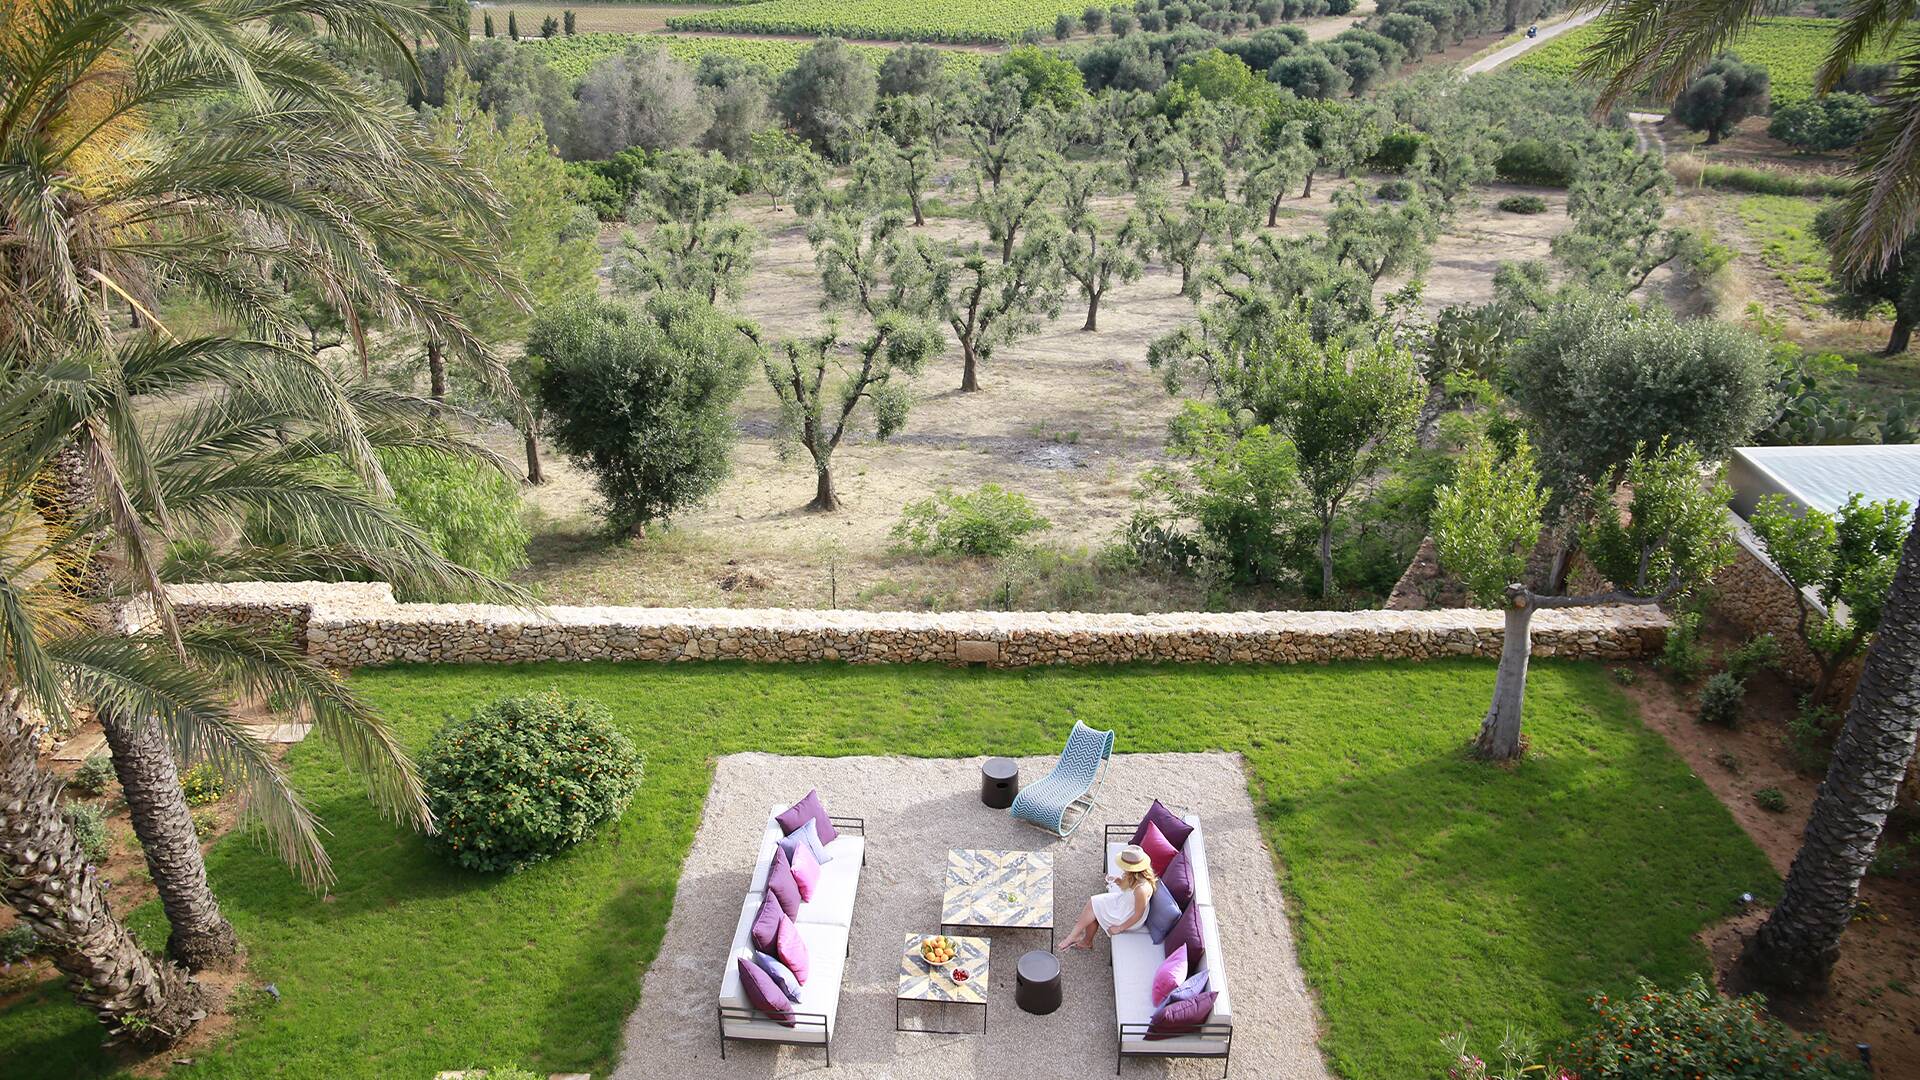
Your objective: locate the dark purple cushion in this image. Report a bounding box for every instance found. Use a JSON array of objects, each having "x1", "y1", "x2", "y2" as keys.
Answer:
[
  {"x1": 1145, "y1": 990, "x2": 1217, "y2": 1040},
  {"x1": 1144, "y1": 882, "x2": 1181, "y2": 944},
  {"x1": 1162, "y1": 845, "x2": 1195, "y2": 908},
  {"x1": 750, "y1": 893, "x2": 783, "y2": 952},
  {"x1": 766, "y1": 847, "x2": 802, "y2": 918},
  {"x1": 736, "y1": 955, "x2": 795, "y2": 1027},
  {"x1": 775, "y1": 790, "x2": 838, "y2": 846},
  {"x1": 1164, "y1": 902, "x2": 1204, "y2": 970},
  {"x1": 1130, "y1": 800, "x2": 1193, "y2": 850}
]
